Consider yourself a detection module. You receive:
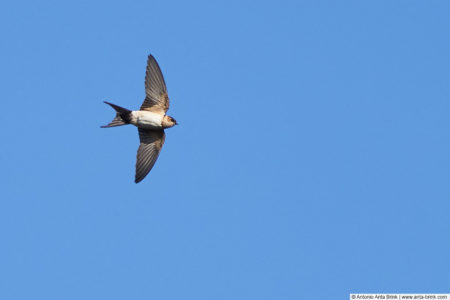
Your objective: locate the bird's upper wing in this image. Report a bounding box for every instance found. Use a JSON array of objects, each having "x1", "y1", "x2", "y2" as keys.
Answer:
[
  {"x1": 135, "y1": 128, "x2": 166, "y2": 183},
  {"x1": 140, "y1": 55, "x2": 170, "y2": 114}
]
